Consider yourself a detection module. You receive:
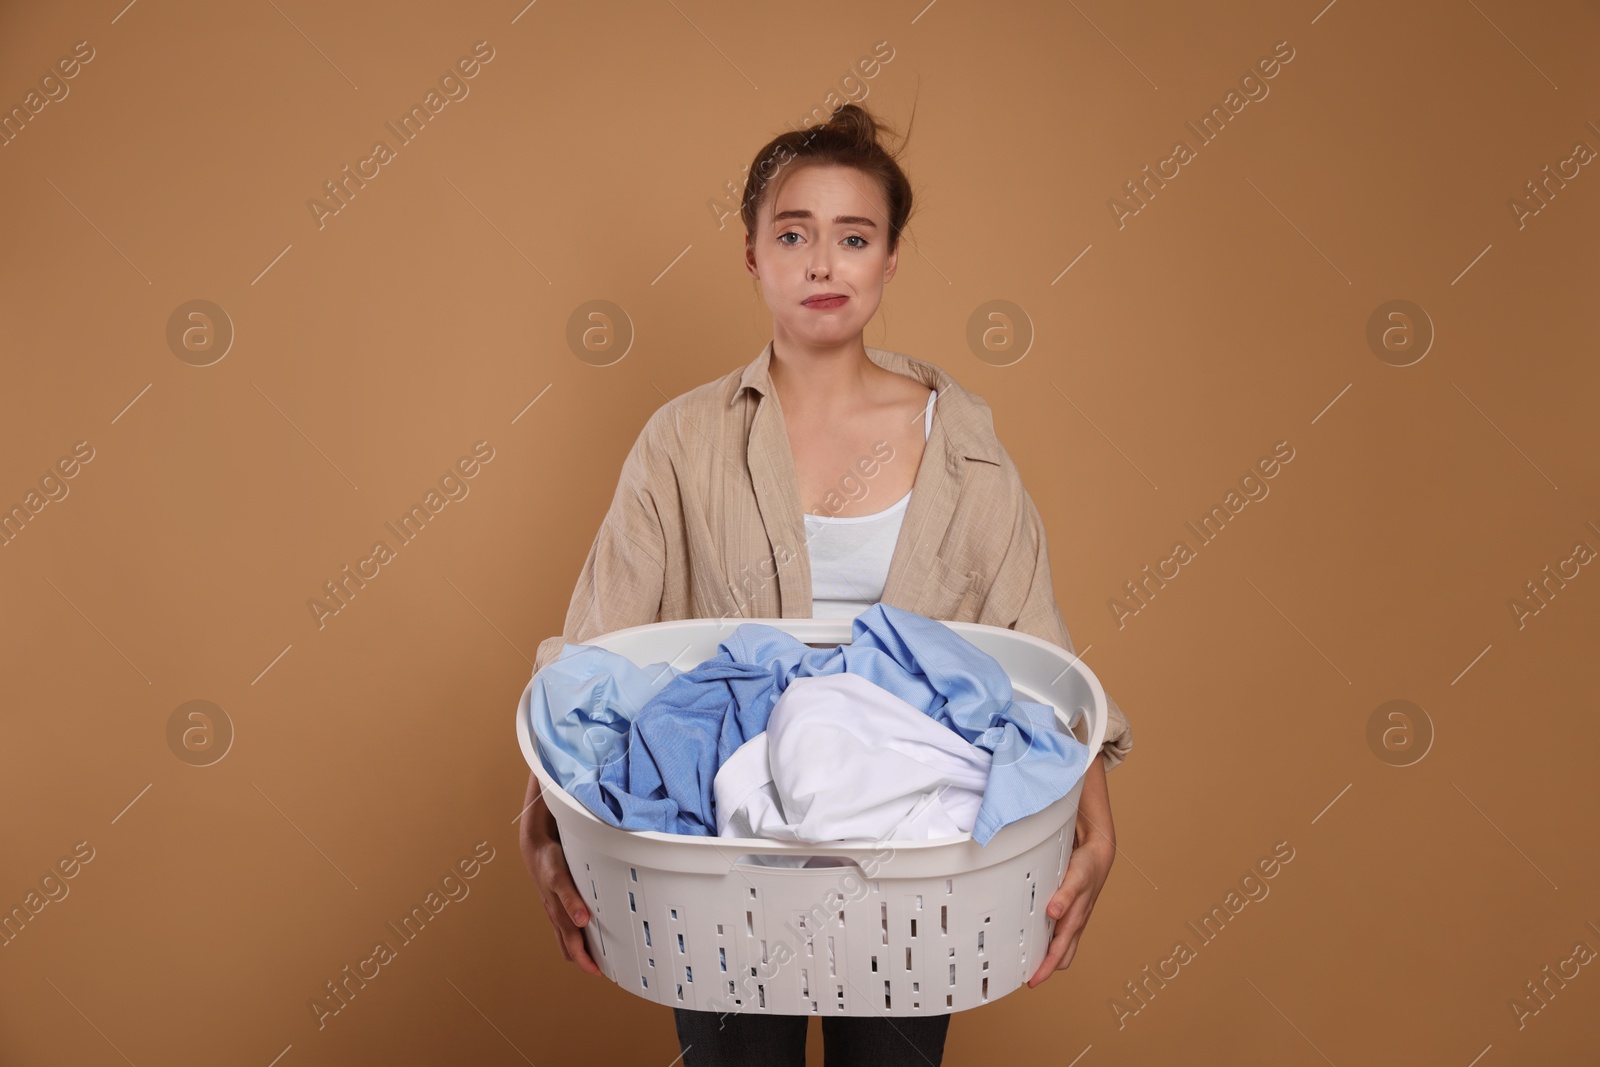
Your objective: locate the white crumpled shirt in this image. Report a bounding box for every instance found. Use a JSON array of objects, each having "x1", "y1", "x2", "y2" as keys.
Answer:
[{"x1": 713, "y1": 672, "x2": 993, "y2": 845}]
